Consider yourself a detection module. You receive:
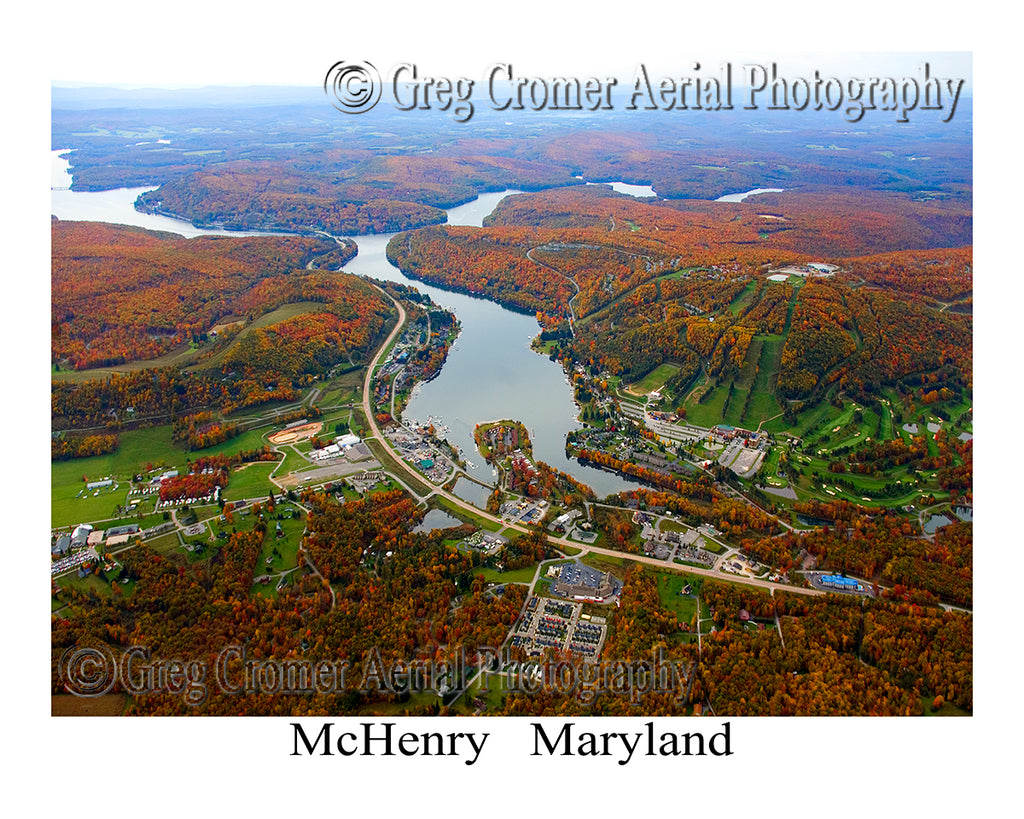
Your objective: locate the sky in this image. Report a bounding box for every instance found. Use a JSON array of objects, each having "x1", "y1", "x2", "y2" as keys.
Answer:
[
  {"x1": 50, "y1": 53, "x2": 973, "y2": 94},
  {"x1": 45, "y1": 7, "x2": 975, "y2": 133},
  {"x1": 42, "y1": 2, "x2": 973, "y2": 90}
]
